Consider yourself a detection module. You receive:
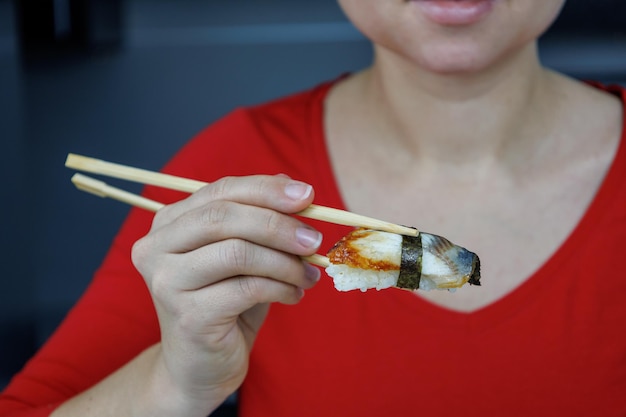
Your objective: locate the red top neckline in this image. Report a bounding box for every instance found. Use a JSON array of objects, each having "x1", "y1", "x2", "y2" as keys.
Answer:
[{"x1": 309, "y1": 79, "x2": 626, "y2": 330}]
